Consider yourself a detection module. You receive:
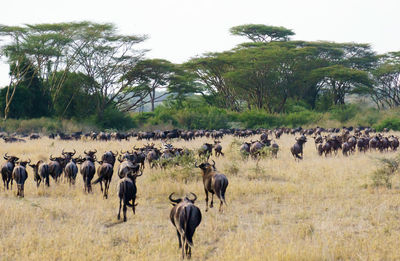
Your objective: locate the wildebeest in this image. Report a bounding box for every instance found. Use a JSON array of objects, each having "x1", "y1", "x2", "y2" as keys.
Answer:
[
  {"x1": 49, "y1": 155, "x2": 66, "y2": 182},
  {"x1": 195, "y1": 160, "x2": 228, "y2": 212},
  {"x1": 79, "y1": 150, "x2": 97, "y2": 193},
  {"x1": 93, "y1": 161, "x2": 113, "y2": 199},
  {"x1": 213, "y1": 140, "x2": 224, "y2": 157},
  {"x1": 198, "y1": 143, "x2": 213, "y2": 160},
  {"x1": 12, "y1": 159, "x2": 30, "y2": 197},
  {"x1": 101, "y1": 151, "x2": 118, "y2": 166},
  {"x1": 64, "y1": 157, "x2": 79, "y2": 185},
  {"x1": 169, "y1": 192, "x2": 202, "y2": 259},
  {"x1": 29, "y1": 160, "x2": 50, "y2": 187},
  {"x1": 1, "y1": 153, "x2": 19, "y2": 190},
  {"x1": 290, "y1": 135, "x2": 307, "y2": 160},
  {"x1": 117, "y1": 170, "x2": 143, "y2": 222}
]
